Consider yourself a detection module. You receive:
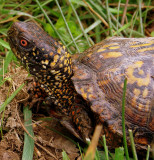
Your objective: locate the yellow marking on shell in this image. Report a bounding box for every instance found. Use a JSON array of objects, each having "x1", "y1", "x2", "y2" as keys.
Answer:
[
  {"x1": 129, "y1": 42, "x2": 137, "y2": 45},
  {"x1": 102, "y1": 52, "x2": 122, "y2": 59},
  {"x1": 37, "y1": 51, "x2": 39, "y2": 55},
  {"x1": 109, "y1": 46, "x2": 120, "y2": 49},
  {"x1": 138, "y1": 47, "x2": 154, "y2": 53},
  {"x1": 130, "y1": 42, "x2": 153, "y2": 48},
  {"x1": 23, "y1": 56, "x2": 26, "y2": 59},
  {"x1": 133, "y1": 88, "x2": 141, "y2": 96},
  {"x1": 80, "y1": 88, "x2": 87, "y2": 99},
  {"x1": 138, "y1": 70, "x2": 144, "y2": 75},
  {"x1": 103, "y1": 43, "x2": 119, "y2": 48},
  {"x1": 98, "y1": 79, "x2": 109, "y2": 86},
  {"x1": 126, "y1": 61, "x2": 150, "y2": 87},
  {"x1": 57, "y1": 47, "x2": 62, "y2": 54},
  {"x1": 145, "y1": 101, "x2": 150, "y2": 112},
  {"x1": 142, "y1": 88, "x2": 148, "y2": 98},
  {"x1": 97, "y1": 48, "x2": 106, "y2": 52},
  {"x1": 138, "y1": 104, "x2": 145, "y2": 111},
  {"x1": 50, "y1": 52, "x2": 53, "y2": 56},
  {"x1": 42, "y1": 48, "x2": 45, "y2": 51}
]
